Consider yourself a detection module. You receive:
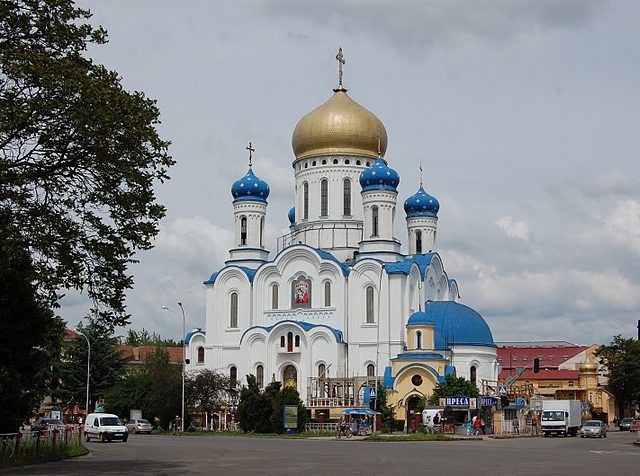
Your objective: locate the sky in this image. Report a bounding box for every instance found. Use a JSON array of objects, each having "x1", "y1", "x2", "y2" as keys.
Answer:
[{"x1": 62, "y1": 0, "x2": 640, "y2": 345}]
